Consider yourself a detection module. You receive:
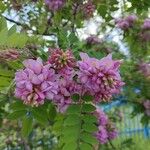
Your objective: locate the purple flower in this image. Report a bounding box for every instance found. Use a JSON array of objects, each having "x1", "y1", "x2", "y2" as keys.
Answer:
[
  {"x1": 107, "y1": 123, "x2": 118, "y2": 140},
  {"x1": 139, "y1": 62, "x2": 150, "y2": 78},
  {"x1": 52, "y1": 66, "x2": 82, "y2": 113},
  {"x1": 126, "y1": 15, "x2": 137, "y2": 25},
  {"x1": 95, "y1": 126, "x2": 108, "y2": 144},
  {"x1": 86, "y1": 35, "x2": 102, "y2": 45},
  {"x1": 45, "y1": 0, "x2": 65, "y2": 11},
  {"x1": 142, "y1": 19, "x2": 150, "y2": 30},
  {"x1": 48, "y1": 48, "x2": 76, "y2": 70},
  {"x1": 115, "y1": 19, "x2": 130, "y2": 30},
  {"x1": 83, "y1": 1, "x2": 95, "y2": 19},
  {"x1": 115, "y1": 15, "x2": 137, "y2": 30},
  {"x1": 143, "y1": 100, "x2": 150, "y2": 109},
  {"x1": 77, "y1": 53, "x2": 124, "y2": 102},
  {"x1": 108, "y1": 129, "x2": 118, "y2": 140},
  {"x1": 14, "y1": 58, "x2": 58, "y2": 106},
  {"x1": 140, "y1": 31, "x2": 150, "y2": 42},
  {"x1": 143, "y1": 100, "x2": 150, "y2": 116},
  {"x1": 95, "y1": 108, "x2": 108, "y2": 126},
  {"x1": 94, "y1": 108, "x2": 118, "y2": 143}
]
